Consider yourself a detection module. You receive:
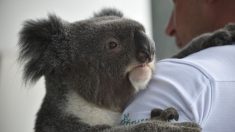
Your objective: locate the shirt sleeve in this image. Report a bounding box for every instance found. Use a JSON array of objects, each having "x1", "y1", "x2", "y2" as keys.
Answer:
[{"x1": 121, "y1": 59, "x2": 213, "y2": 126}]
